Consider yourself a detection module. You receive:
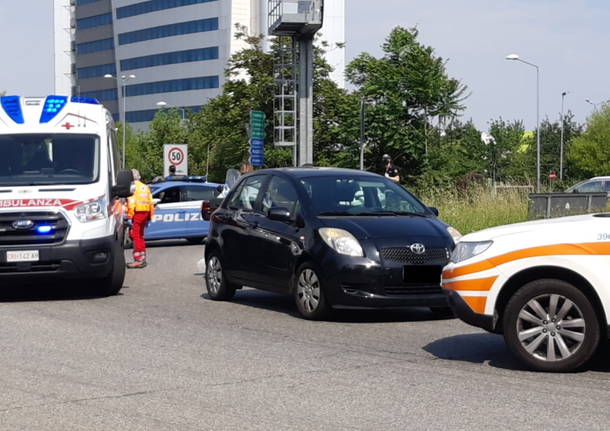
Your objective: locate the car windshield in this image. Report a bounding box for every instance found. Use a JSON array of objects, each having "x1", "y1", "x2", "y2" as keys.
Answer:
[
  {"x1": 300, "y1": 175, "x2": 430, "y2": 216},
  {"x1": 0, "y1": 133, "x2": 100, "y2": 186}
]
